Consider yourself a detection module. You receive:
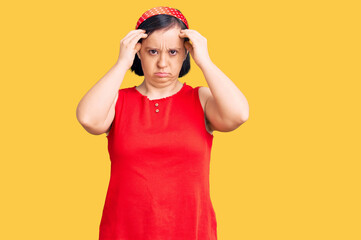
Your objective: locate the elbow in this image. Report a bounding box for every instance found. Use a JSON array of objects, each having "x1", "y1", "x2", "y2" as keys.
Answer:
[
  {"x1": 221, "y1": 111, "x2": 249, "y2": 131},
  {"x1": 239, "y1": 104, "x2": 249, "y2": 123},
  {"x1": 236, "y1": 110, "x2": 249, "y2": 124},
  {"x1": 76, "y1": 107, "x2": 104, "y2": 135},
  {"x1": 240, "y1": 113, "x2": 249, "y2": 123},
  {"x1": 235, "y1": 117, "x2": 247, "y2": 128},
  {"x1": 76, "y1": 106, "x2": 92, "y2": 127},
  {"x1": 224, "y1": 114, "x2": 248, "y2": 132},
  {"x1": 78, "y1": 118, "x2": 107, "y2": 135},
  {"x1": 76, "y1": 102, "x2": 88, "y2": 124}
]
